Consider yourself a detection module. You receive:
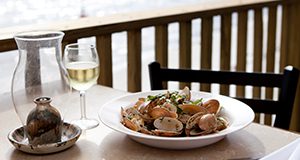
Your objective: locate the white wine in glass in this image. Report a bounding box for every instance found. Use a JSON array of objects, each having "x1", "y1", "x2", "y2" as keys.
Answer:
[
  {"x1": 64, "y1": 43, "x2": 100, "y2": 130},
  {"x1": 66, "y1": 61, "x2": 99, "y2": 91}
]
